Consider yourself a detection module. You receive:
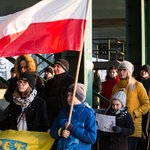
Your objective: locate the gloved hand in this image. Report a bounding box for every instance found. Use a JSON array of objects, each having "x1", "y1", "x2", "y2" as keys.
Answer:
[
  {"x1": 112, "y1": 126, "x2": 122, "y2": 133},
  {"x1": 66, "y1": 123, "x2": 74, "y2": 132}
]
